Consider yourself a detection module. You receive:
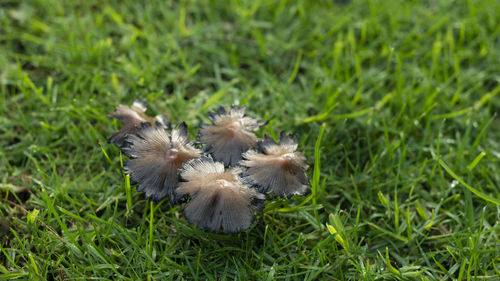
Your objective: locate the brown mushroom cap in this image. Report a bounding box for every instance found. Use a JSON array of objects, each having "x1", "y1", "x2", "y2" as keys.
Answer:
[
  {"x1": 199, "y1": 105, "x2": 266, "y2": 167},
  {"x1": 177, "y1": 156, "x2": 265, "y2": 234},
  {"x1": 108, "y1": 99, "x2": 169, "y2": 147},
  {"x1": 122, "y1": 122, "x2": 200, "y2": 203},
  {"x1": 240, "y1": 131, "x2": 309, "y2": 198}
]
